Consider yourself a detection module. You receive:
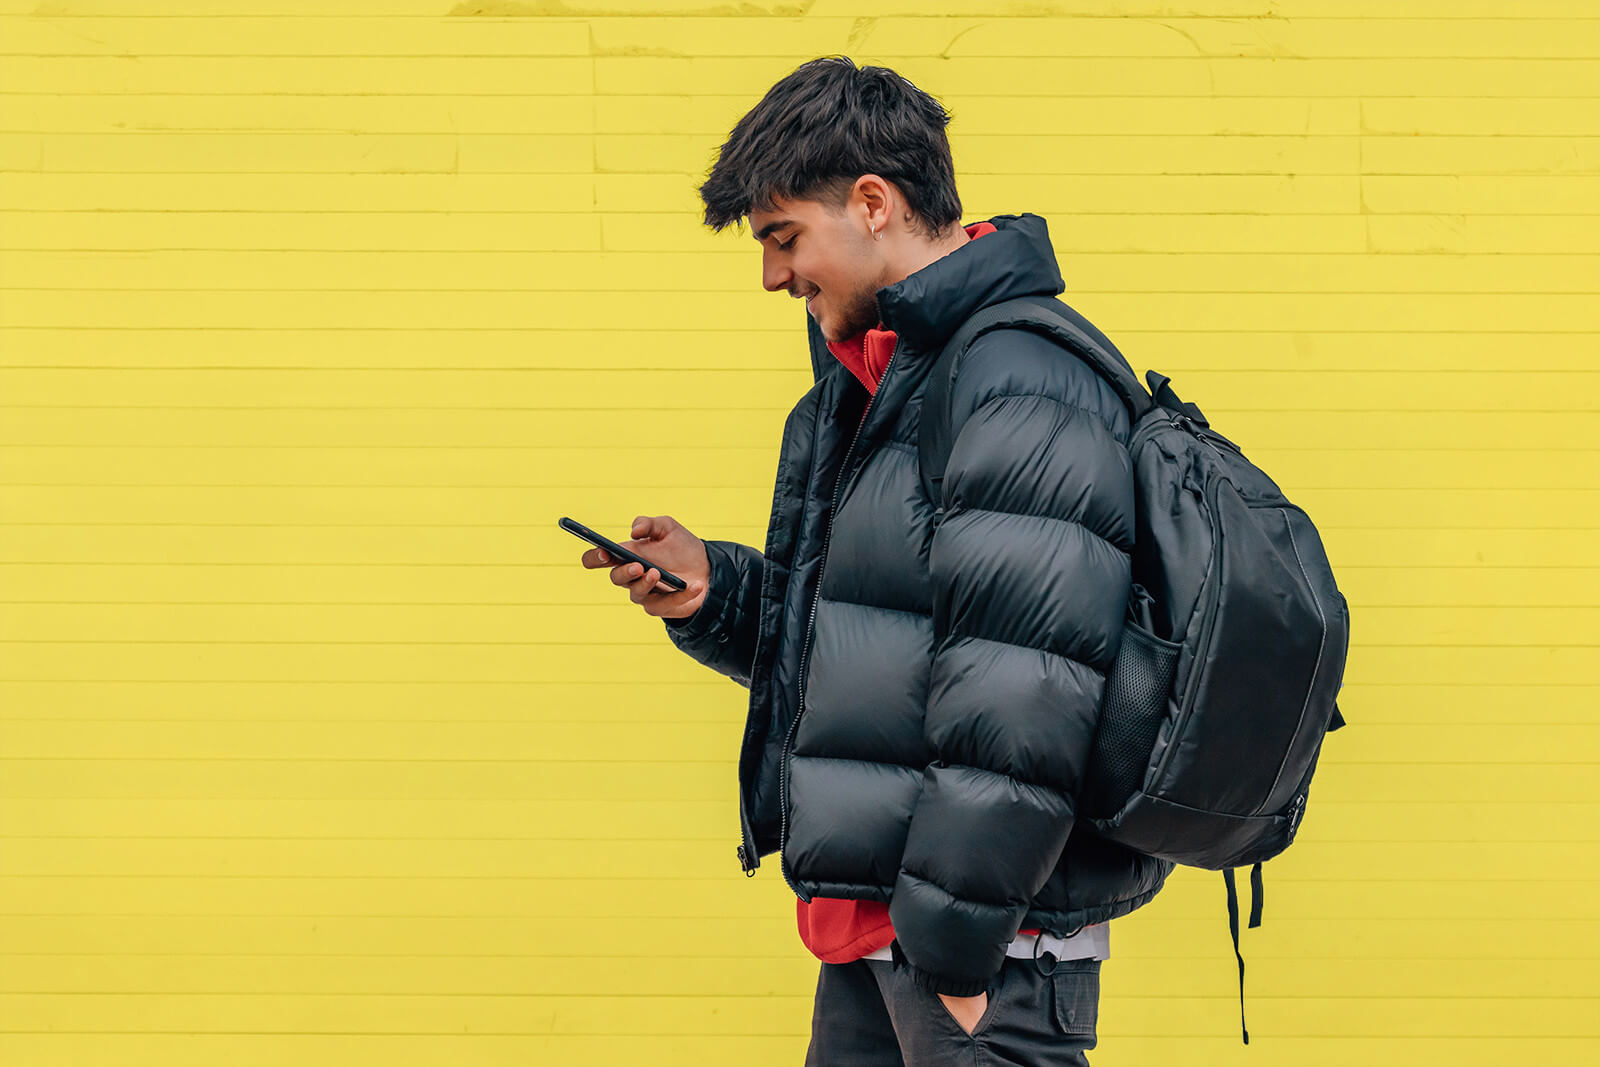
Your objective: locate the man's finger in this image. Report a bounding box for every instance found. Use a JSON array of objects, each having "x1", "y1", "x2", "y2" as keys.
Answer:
[
  {"x1": 640, "y1": 579, "x2": 704, "y2": 616},
  {"x1": 628, "y1": 568, "x2": 662, "y2": 604}
]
